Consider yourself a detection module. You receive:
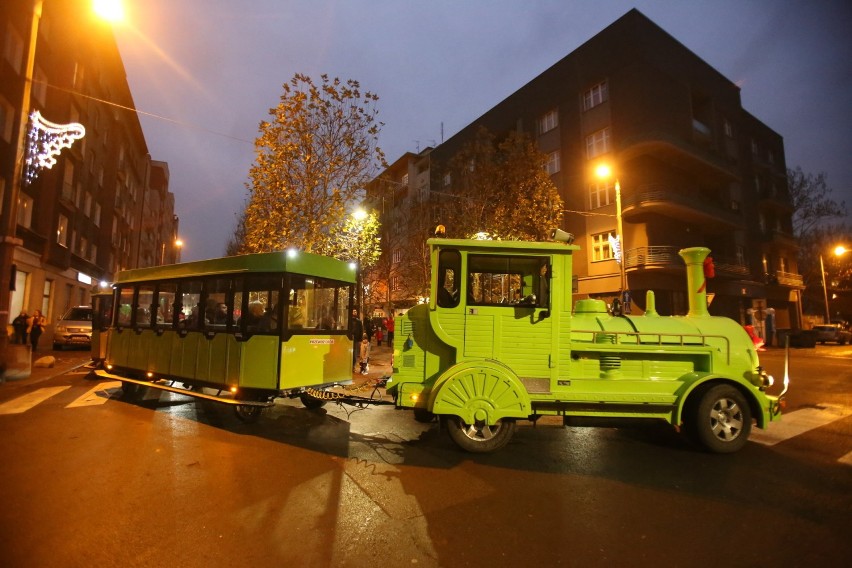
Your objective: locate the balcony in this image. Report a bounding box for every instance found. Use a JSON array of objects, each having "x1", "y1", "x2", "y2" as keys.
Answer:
[
  {"x1": 624, "y1": 246, "x2": 751, "y2": 279},
  {"x1": 776, "y1": 271, "x2": 804, "y2": 288},
  {"x1": 622, "y1": 183, "x2": 742, "y2": 229}
]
